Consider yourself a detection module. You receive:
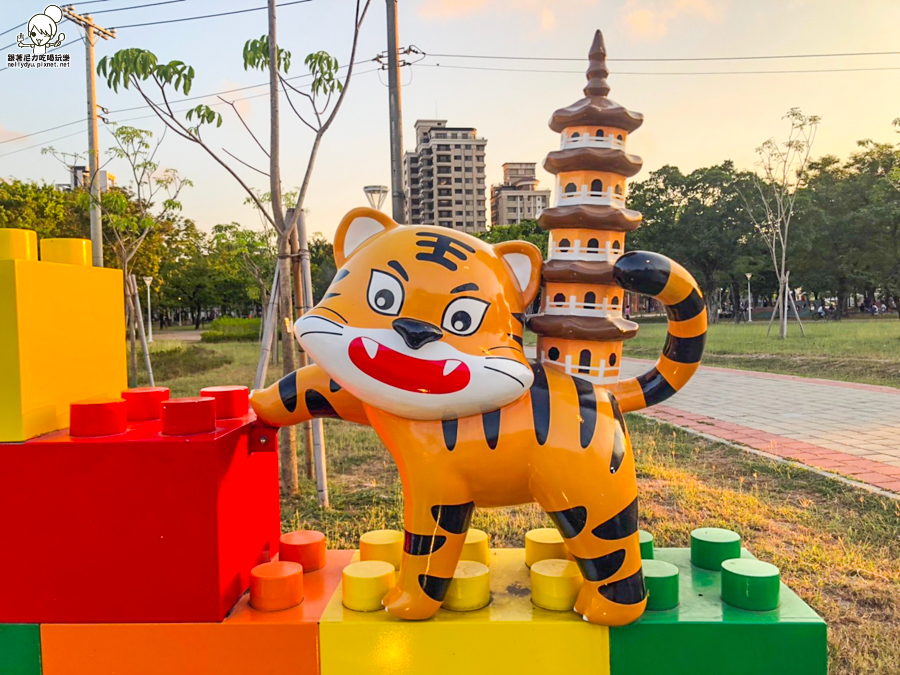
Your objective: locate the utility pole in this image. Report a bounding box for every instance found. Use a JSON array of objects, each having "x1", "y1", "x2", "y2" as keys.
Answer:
[
  {"x1": 64, "y1": 7, "x2": 115, "y2": 268},
  {"x1": 385, "y1": 0, "x2": 405, "y2": 223}
]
